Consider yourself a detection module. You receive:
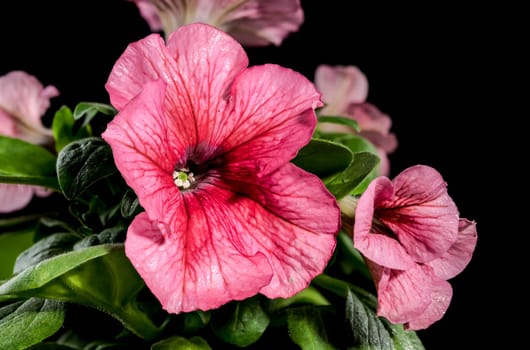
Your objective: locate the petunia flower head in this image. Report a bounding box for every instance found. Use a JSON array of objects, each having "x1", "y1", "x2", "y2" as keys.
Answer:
[
  {"x1": 0, "y1": 70, "x2": 58, "y2": 213},
  {"x1": 314, "y1": 64, "x2": 397, "y2": 176},
  {"x1": 101, "y1": 23, "x2": 340, "y2": 314},
  {"x1": 129, "y1": 0, "x2": 304, "y2": 47},
  {"x1": 351, "y1": 164, "x2": 477, "y2": 330}
]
